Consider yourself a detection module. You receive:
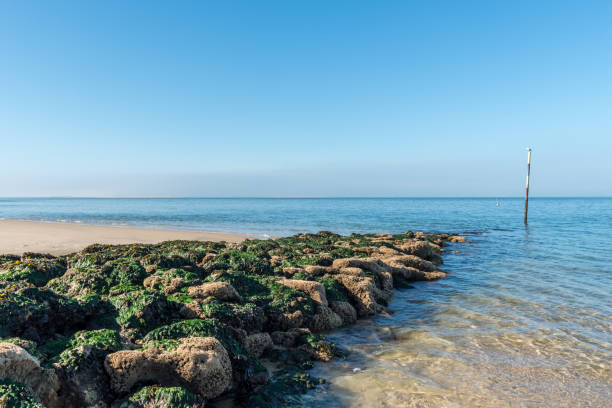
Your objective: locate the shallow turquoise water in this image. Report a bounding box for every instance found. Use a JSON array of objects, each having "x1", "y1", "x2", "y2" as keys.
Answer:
[{"x1": 2, "y1": 197, "x2": 611, "y2": 406}]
